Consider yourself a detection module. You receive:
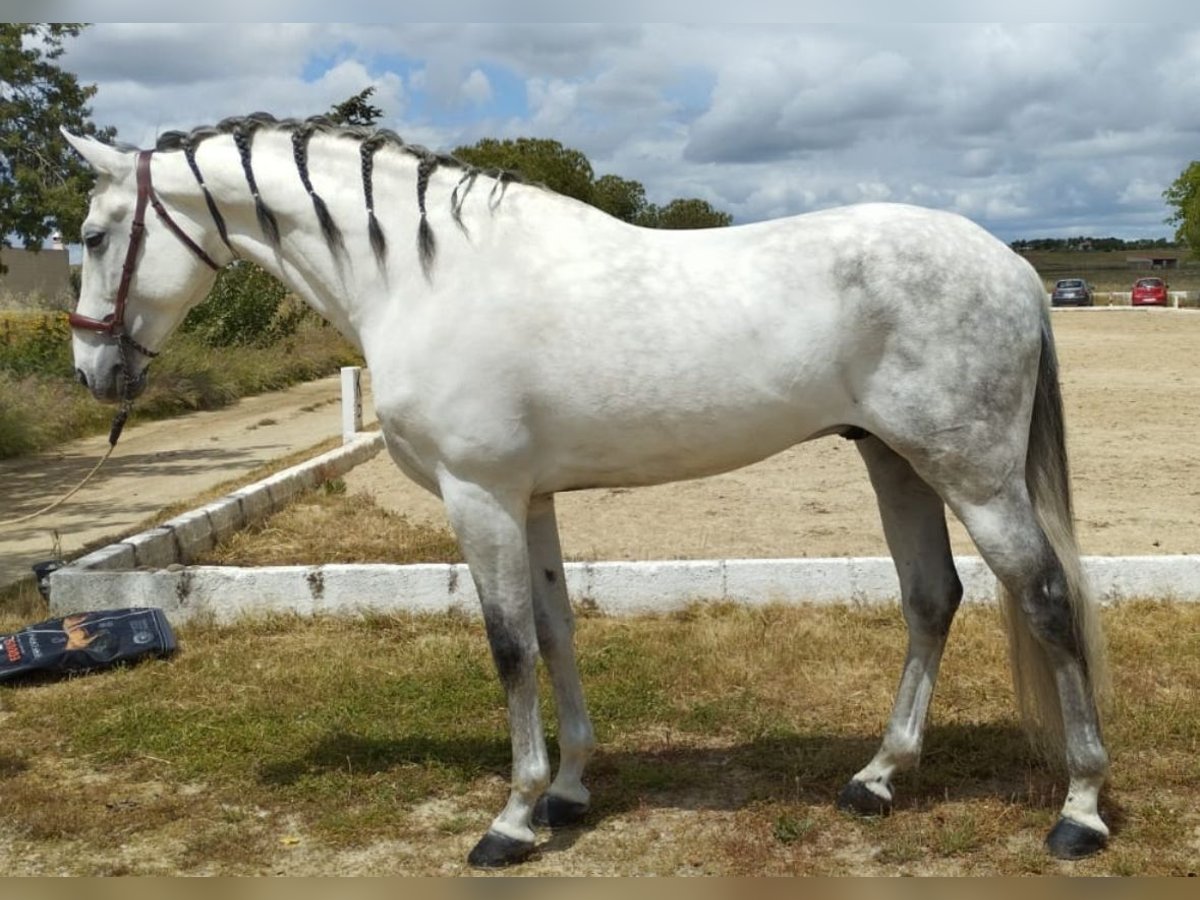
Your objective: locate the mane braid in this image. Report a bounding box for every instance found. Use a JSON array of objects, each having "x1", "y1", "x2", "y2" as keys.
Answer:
[
  {"x1": 183, "y1": 142, "x2": 235, "y2": 252},
  {"x1": 229, "y1": 119, "x2": 280, "y2": 247},
  {"x1": 360, "y1": 134, "x2": 388, "y2": 267},
  {"x1": 415, "y1": 154, "x2": 439, "y2": 279},
  {"x1": 291, "y1": 126, "x2": 345, "y2": 257},
  {"x1": 155, "y1": 128, "x2": 236, "y2": 254},
  {"x1": 450, "y1": 170, "x2": 479, "y2": 235}
]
